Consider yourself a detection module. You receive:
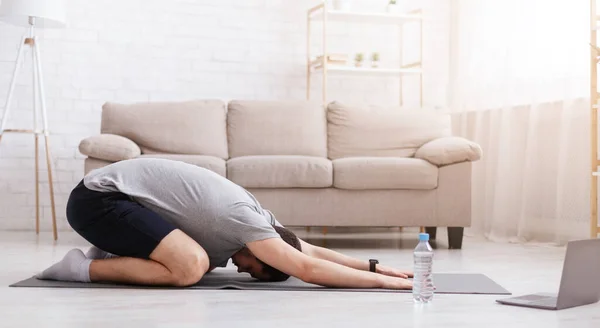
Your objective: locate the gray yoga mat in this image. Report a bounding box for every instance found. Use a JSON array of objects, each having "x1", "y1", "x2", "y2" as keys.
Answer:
[{"x1": 10, "y1": 270, "x2": 511, "y2": 295}]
